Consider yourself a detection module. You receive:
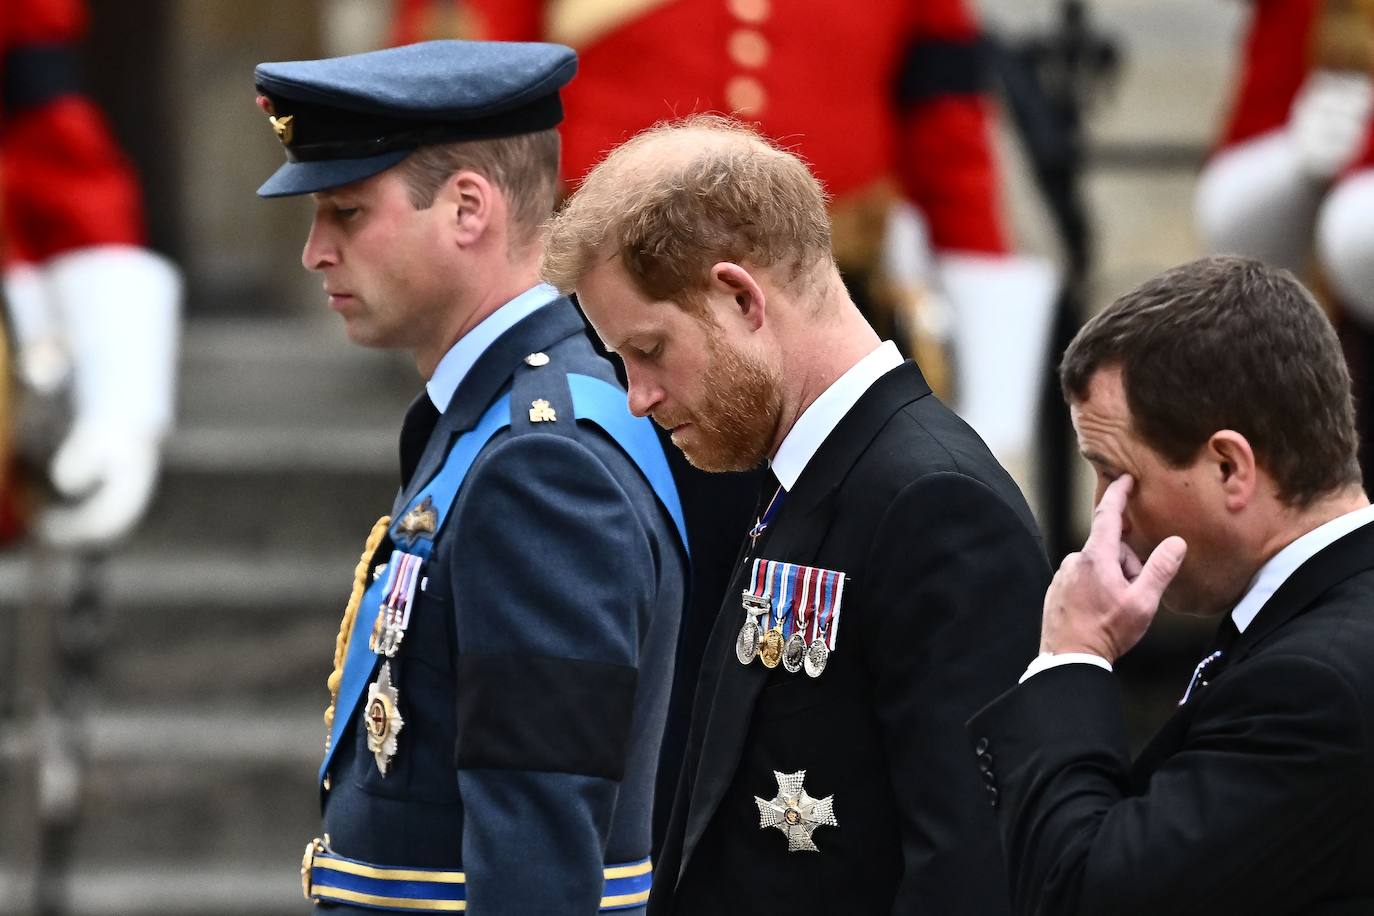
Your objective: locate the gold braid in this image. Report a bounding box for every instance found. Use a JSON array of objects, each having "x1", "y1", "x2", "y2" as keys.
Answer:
[{"x1": 323, "y1": 515, "x2": 392, "y2": 746}]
